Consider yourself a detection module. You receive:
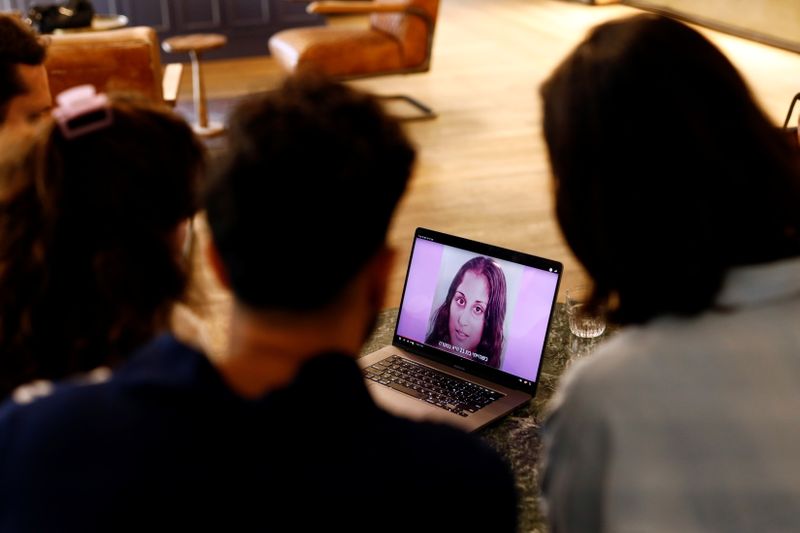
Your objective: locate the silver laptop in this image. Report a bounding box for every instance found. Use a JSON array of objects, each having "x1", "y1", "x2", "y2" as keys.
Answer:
[{"x1": 360, "y1": 228, "x2": 562, "y2": 432}]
